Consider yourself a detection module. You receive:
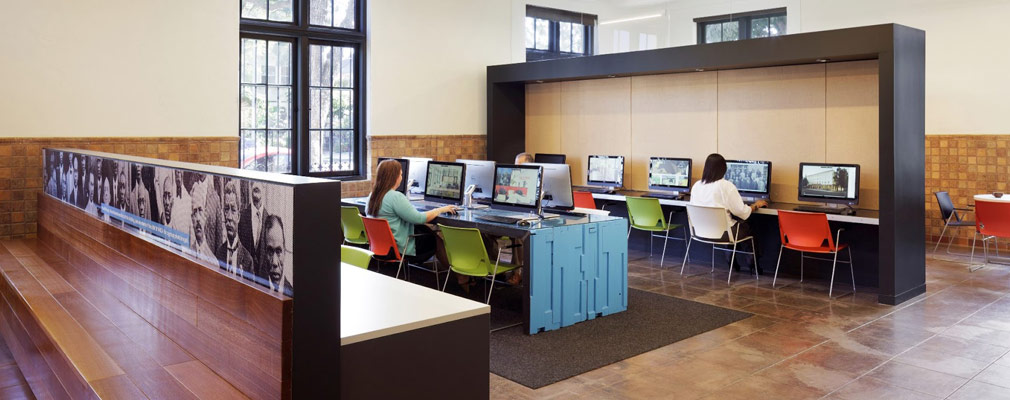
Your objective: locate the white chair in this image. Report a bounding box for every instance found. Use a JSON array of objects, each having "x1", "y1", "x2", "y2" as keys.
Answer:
[{"x1": 680, "y1": 204, "x2": 759, "y2": 284}]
